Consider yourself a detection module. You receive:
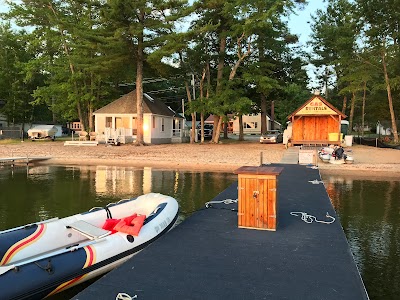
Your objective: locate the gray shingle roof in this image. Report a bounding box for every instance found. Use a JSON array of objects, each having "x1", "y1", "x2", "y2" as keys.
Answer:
[{"x1": 94, "y1": 91, "x2": 175, "y2": 117}]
